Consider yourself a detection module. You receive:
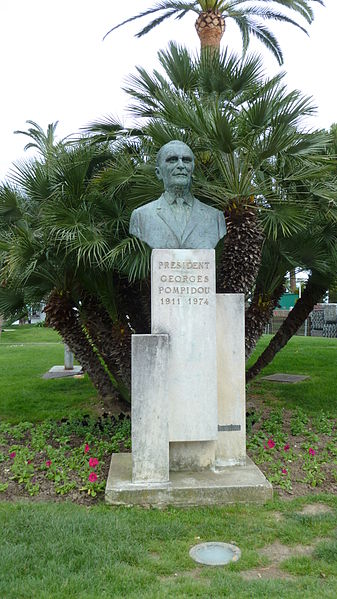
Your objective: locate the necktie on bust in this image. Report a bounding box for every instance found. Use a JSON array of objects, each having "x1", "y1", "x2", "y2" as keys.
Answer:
[
  {"x1": 173, "y1": 197, "x2": 190, "y2": 235},
  {"x1": 164, "y1": 191, "x2": 193, "y2": 238}
]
